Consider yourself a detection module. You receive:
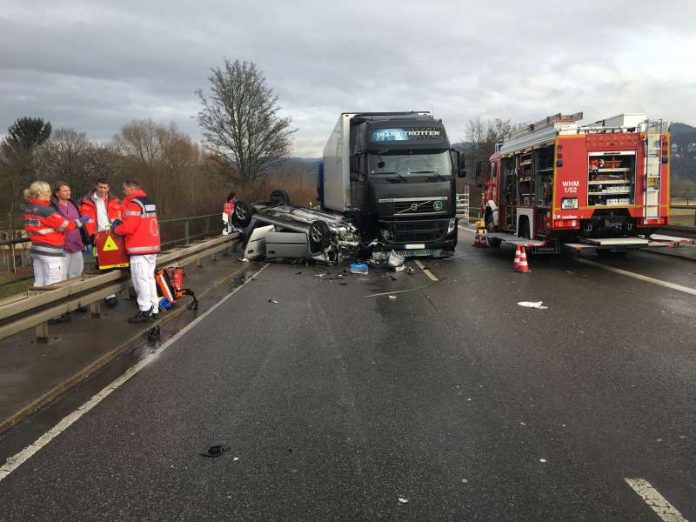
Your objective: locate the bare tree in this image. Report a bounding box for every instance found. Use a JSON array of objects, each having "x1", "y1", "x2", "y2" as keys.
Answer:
[
  {"x1": 39, "y1": 128, "x2": 94, "y2": 194},
  {"x1": 197, "y1": 59, "x2": 295, "y2": 188}
]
